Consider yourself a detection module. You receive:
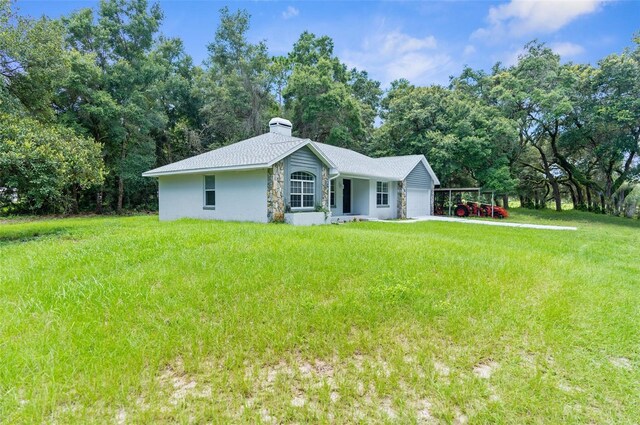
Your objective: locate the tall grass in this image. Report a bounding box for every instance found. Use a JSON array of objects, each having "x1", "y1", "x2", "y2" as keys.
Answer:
[{"x1": 1, "y1": 209, "x2": 638, "y2": 423}]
